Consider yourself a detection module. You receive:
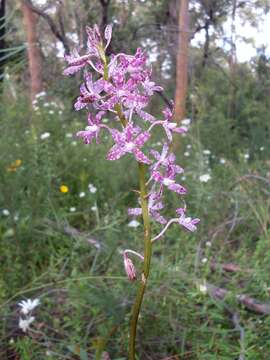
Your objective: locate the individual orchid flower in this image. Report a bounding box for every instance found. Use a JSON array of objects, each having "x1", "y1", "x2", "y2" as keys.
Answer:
[
  {"x1": 63, "y1": 49, "x2": 92, "y2": 76},
  {"x1": 74, "y1": 73, "x2": 105, "y2": 111},
  {"x1": 148, "y1": 105, "x2": 187, "y2": 142},
  {"x1": 150, "y1": 144, "x2": 184, "y2": 177},
  {"x1": 77, "y1": 111, "x2": 107, "y2": 144},
  {"x1": 151, "y1": 170, "x2": 186, "y2": 194},
  {"x1": 86, "y1": 24, "x2": 112, "y2": 56},
  {"x1": 176, "y1": 207, "x2": 200, "y2": 232},
  {"x1": 142, "y1": 78, "x2": 163, "y2": 96},
  {"x1": 107, "y1": 124, "x2": 151, "y2": 164},
  {"x1": 151, "y1": 208, "x2": 200, "y2": 242},
  {"x1": 128, "y1": 191, "x2": 166, "y2": 224}
]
